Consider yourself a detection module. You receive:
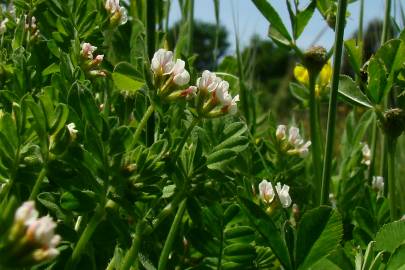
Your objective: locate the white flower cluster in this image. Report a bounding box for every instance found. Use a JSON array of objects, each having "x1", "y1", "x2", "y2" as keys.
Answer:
[
  {"x1": 276, "y1": 125, "x2": 311, "y2": 157},
  {"x1": 361, "y1": 143, "x2": 371, "y2": 166},
  {"x1": 105, "y1": 0, "x2": 128, "y2": 26},
  {"x1": 372, "y1": 176, "x2": 384, "y2": 198},
  {"x1": 14, "y1": 201, "x2": 61, "y2": 262},
  {"x1": 80, "y1": 42, "x2": 106, "y2": 77},
  {"x1": 0, "y1": 18, "x2": 9, "y2": 35},
  {"x1": 259, "y1": 179, "x2": 292, "y2": 208},
  {"x1": 151, "y1": 48, "x2": 239, "y2": 116}
]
